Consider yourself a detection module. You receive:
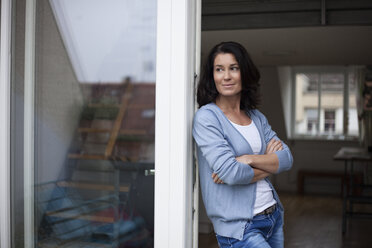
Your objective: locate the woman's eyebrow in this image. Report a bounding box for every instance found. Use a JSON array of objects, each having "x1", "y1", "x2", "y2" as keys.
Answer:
[{"x1": 214, "y1": 63, "x2": 238, "y2": 67}]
